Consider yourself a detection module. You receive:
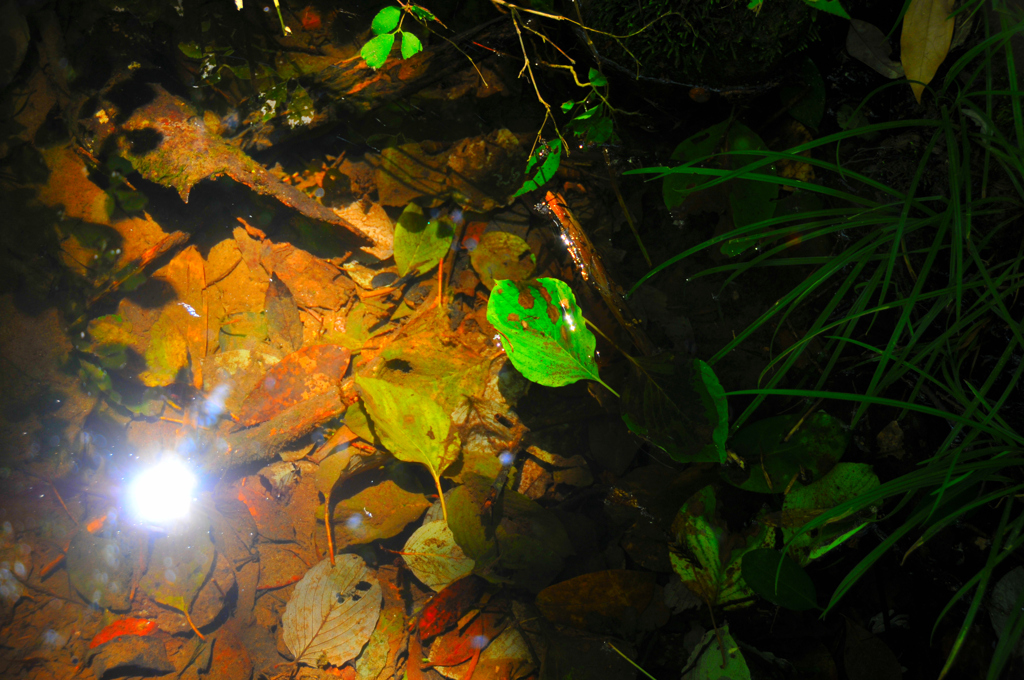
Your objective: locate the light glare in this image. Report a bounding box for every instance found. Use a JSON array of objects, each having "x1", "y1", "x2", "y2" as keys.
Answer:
[{"x1": 128, "y1": 458, "x2": 197, "y2": 524}]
